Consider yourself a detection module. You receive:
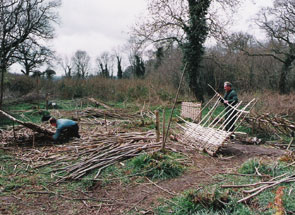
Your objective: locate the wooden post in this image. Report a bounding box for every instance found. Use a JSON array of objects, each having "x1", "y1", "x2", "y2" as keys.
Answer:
[
  {"x1": 287, "y1": 137, "x2": 294, "y2": 150},
  {"x1": 164, "y1": 63, "x2": 187, "y2": 145},
  {"x1": 33, "y1": 133, "x2": 35, "y2": 148},
  {"x1": 45, "y1": 93, "x2": 49, "y2": 110},
  {"x1": 162, "y1": 109, "x2": 166, "y2": 151},
  {"x1": 199, "y1": 102, "x2": 202, "y2": 122},
  {"x1": 13, "y1": 121, "x2": 16, "y2": 140},
  {"x1": 155, "y1": 110, "x2": 160, "y2": 142}
]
